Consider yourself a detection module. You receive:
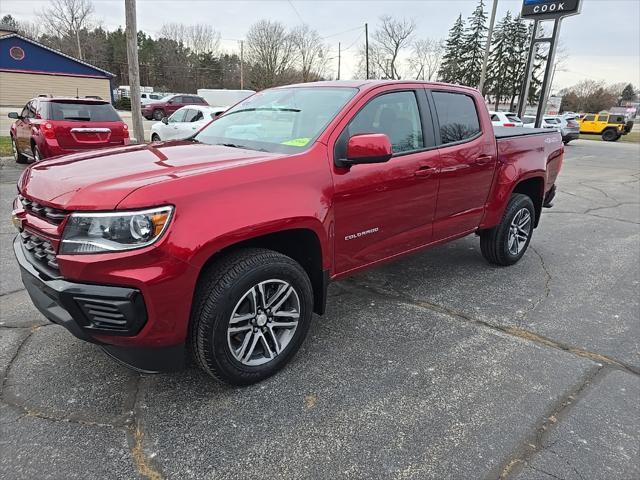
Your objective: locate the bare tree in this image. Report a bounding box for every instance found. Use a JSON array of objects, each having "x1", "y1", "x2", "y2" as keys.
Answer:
[
  {"x1": 42, "y1": 0, "x2": 94, "y2": 60},
  {"x1": 17, "y1": 20, "x2": 42, "y2": 39},
  {"x1": 408, "y1": 38, "x2": 444, "y2": 81},
  {"x1": 291, "y1": 24, "x2": 328, "y2": 82},
  {"x1": 370, "y1": 16, "x2": 416, "y2": 79},
  {"x1": 245, "y1": 20, "x2": 297, "y2": 89},
  {"x1": 159, "y1": 23, "x2": 220, "y2": 54}
]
